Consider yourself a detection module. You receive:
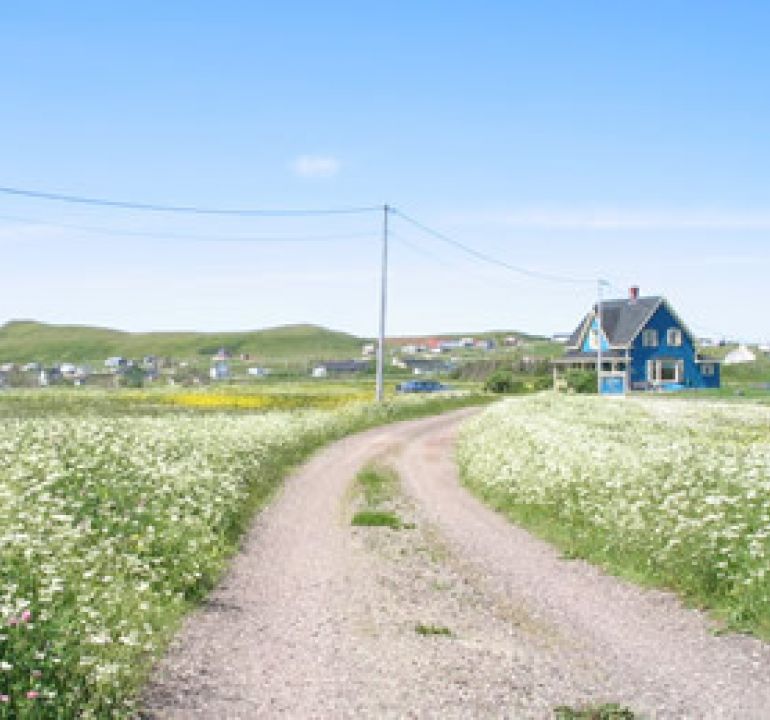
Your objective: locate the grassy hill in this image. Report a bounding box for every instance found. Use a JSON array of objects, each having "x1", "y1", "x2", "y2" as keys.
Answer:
[{"x1": 0, "y1": 320, "x2": 367, "y2": 365}]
